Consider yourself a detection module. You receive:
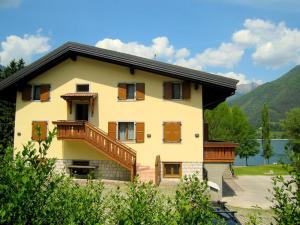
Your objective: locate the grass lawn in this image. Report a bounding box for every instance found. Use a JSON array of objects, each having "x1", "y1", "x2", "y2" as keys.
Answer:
[{"x1": 233, "y1": 164, "x2": 290, "y2": 176}]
